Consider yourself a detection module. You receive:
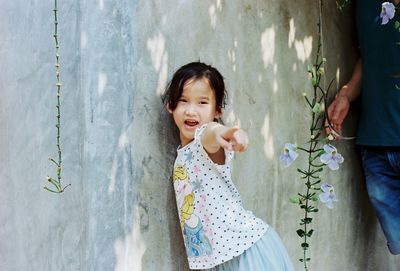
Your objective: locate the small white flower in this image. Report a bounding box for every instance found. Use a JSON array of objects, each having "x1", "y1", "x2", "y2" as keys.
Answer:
[
  {"x1": 381, "y1": 2, "x2": 396, "y2": 25},
  {"x1": 280, "y1": 143, "x2": 299, "y2": 168},
  {"x1": 319, "y1": 183, "x2": 338, "y2": 209},
  {"x1": 320, "y1": 144, "x2": 344, "y2": 170}
]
